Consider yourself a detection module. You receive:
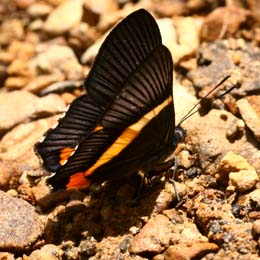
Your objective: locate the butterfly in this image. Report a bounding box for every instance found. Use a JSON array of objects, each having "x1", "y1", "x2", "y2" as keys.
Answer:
[{"x1": 35, "y1": 9, "x2": 186, "y2": 191}]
